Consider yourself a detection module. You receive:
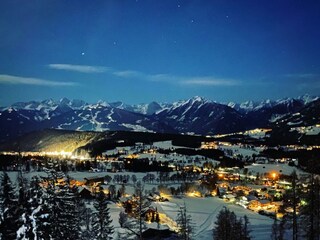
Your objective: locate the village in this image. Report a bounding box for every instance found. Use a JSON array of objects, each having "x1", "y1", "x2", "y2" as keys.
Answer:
[{"x1": 1, "y1": 138, "x2": 311, "y2": 239}]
